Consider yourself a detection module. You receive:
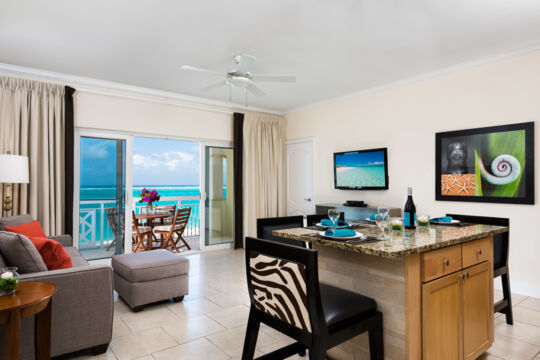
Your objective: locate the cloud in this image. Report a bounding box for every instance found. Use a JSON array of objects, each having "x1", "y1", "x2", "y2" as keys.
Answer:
[
  {"x1": 82, "y1": 140, "x2": 115, "y2": 159},
  {"x1": 133, "y1": 151, "x2": 196, "y2": 171}
]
